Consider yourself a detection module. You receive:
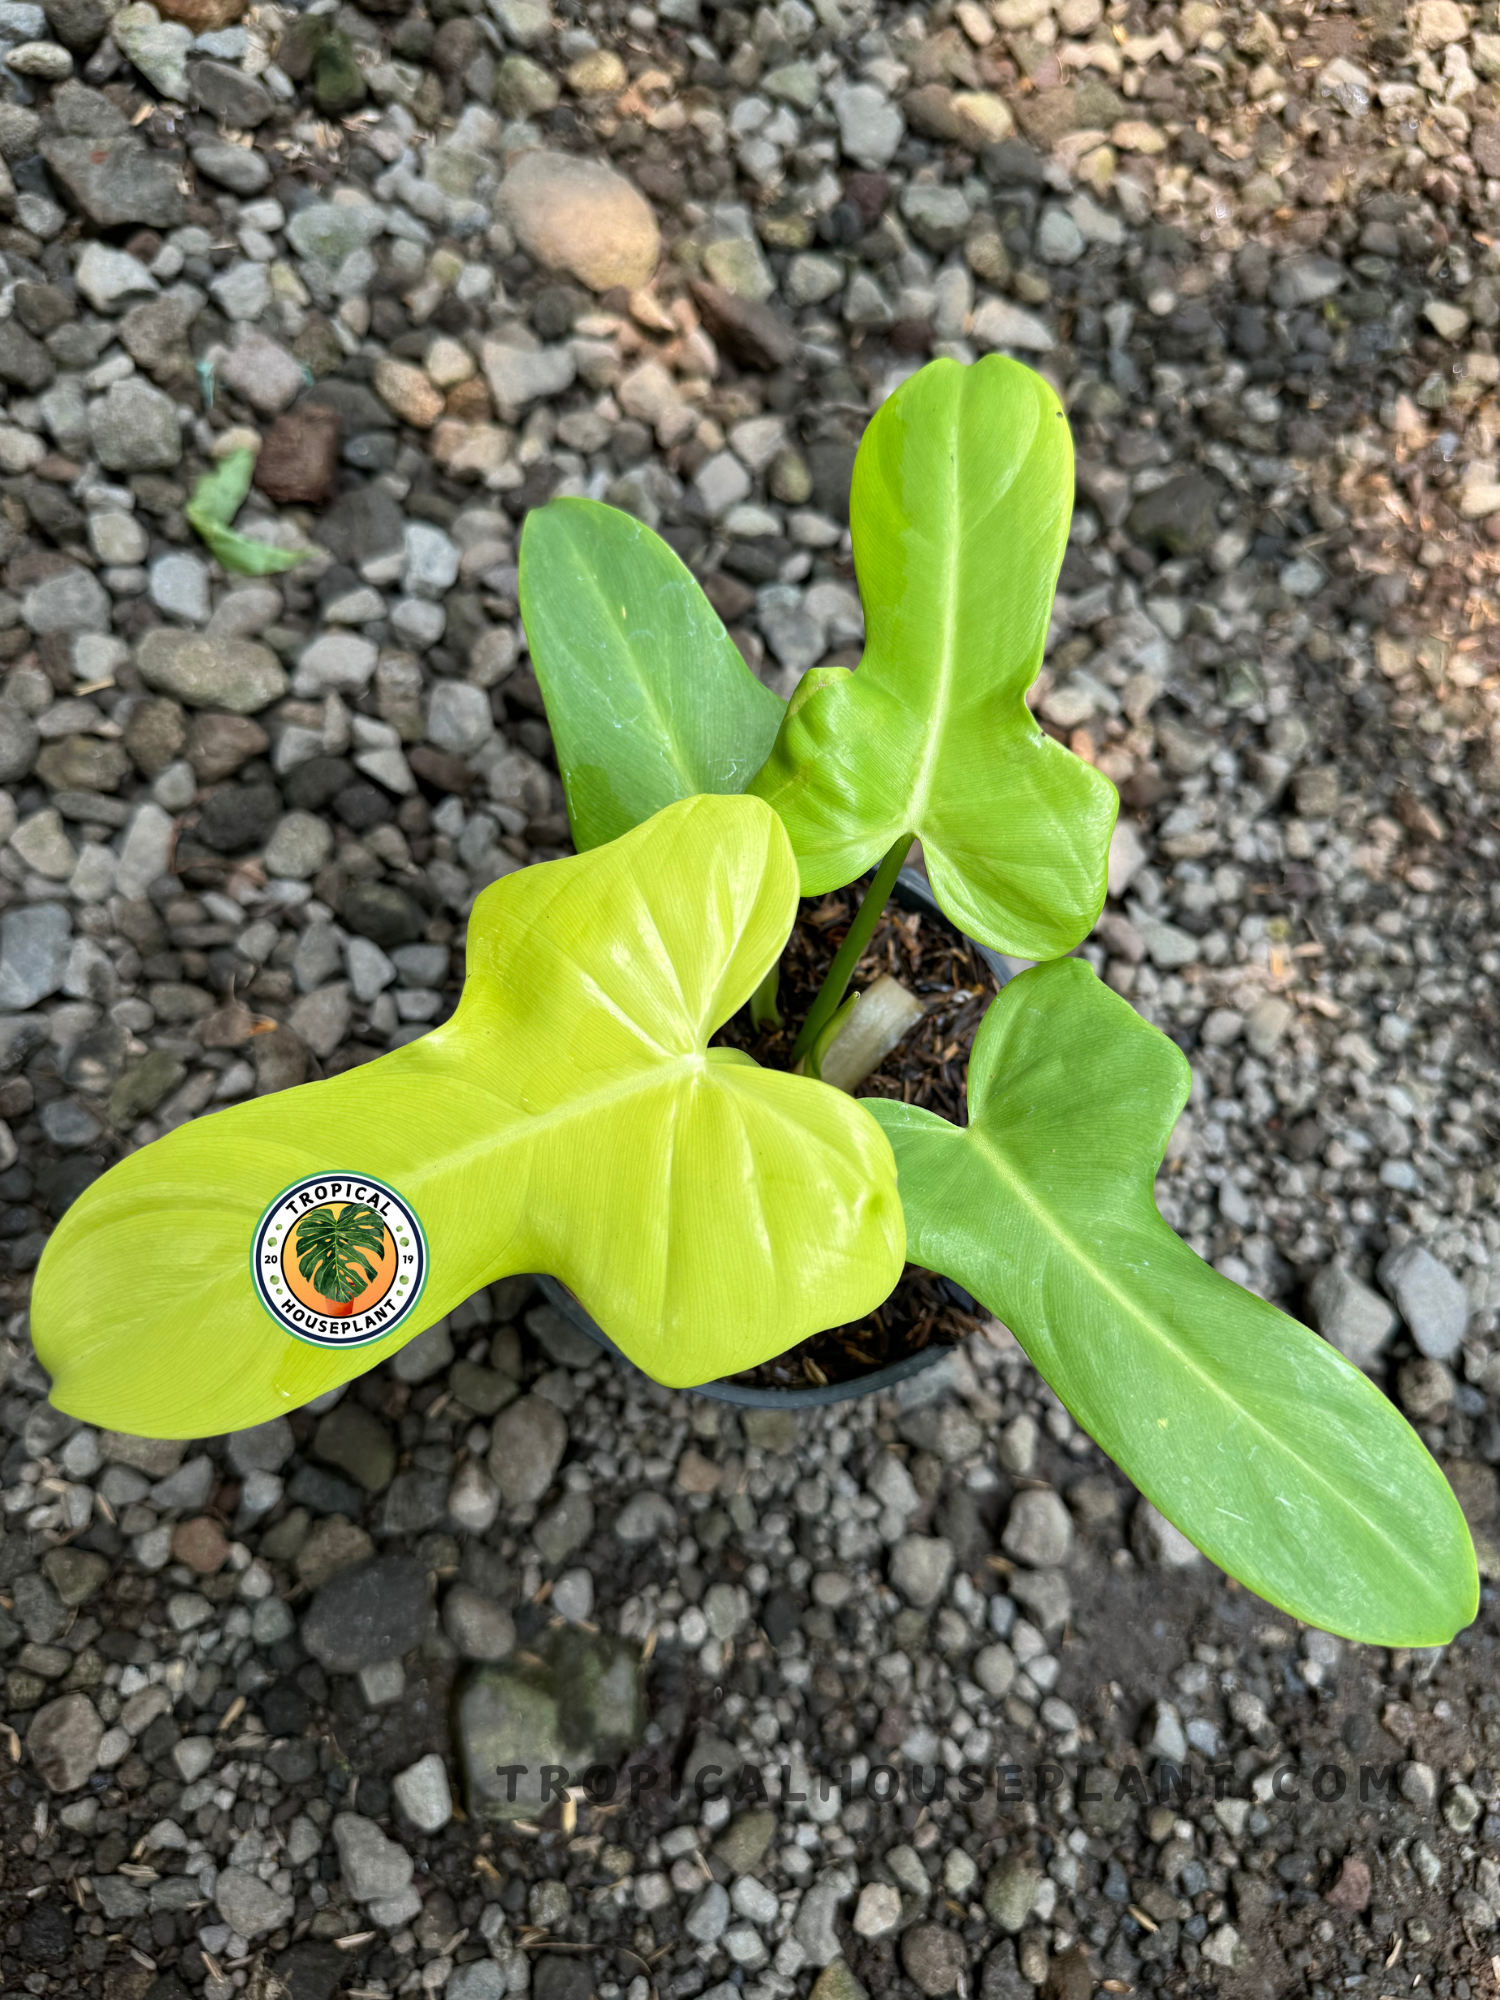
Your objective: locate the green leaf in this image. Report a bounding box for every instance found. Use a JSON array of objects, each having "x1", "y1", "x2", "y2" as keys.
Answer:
[
  {"x1": 864, "y1": 959, "x2": 1477, "y2": 1647},
  {"x1": 748, "y1": 356, "x2": 1117, "y2": 960},
  {"x1": 519, "y1": 497, "x2": 785, "y2": 850},
  {"x1": 33, "y1": 795, "x2": 905, "y2": 1436},
  {"x1": 186, "y1": 448, "x2": 311, "y2": 576}
]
